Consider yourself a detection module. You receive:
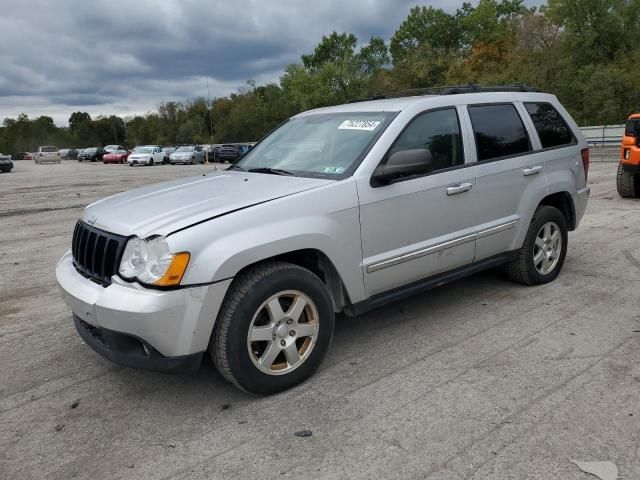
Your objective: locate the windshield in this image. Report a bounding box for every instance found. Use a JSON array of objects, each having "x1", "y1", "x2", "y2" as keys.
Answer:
[
  {"x1": 235, "y1": 112, "x2": 395, "y2": 178},
  {"x1": 175, "y1": 146, "x2": 194, "y2": 152},
  {"x1": 625, "y1": 119, "x2": 640, "y2": 137},
  {"x1": 84, "y1": 148, "x2": 97, "y2": 153},
  {"x1": 133, "y1": 147, "x2": 153, "y2": 153},
  {"x1": 41, "y1": 146, "x2": 57, "y2": 152}
]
